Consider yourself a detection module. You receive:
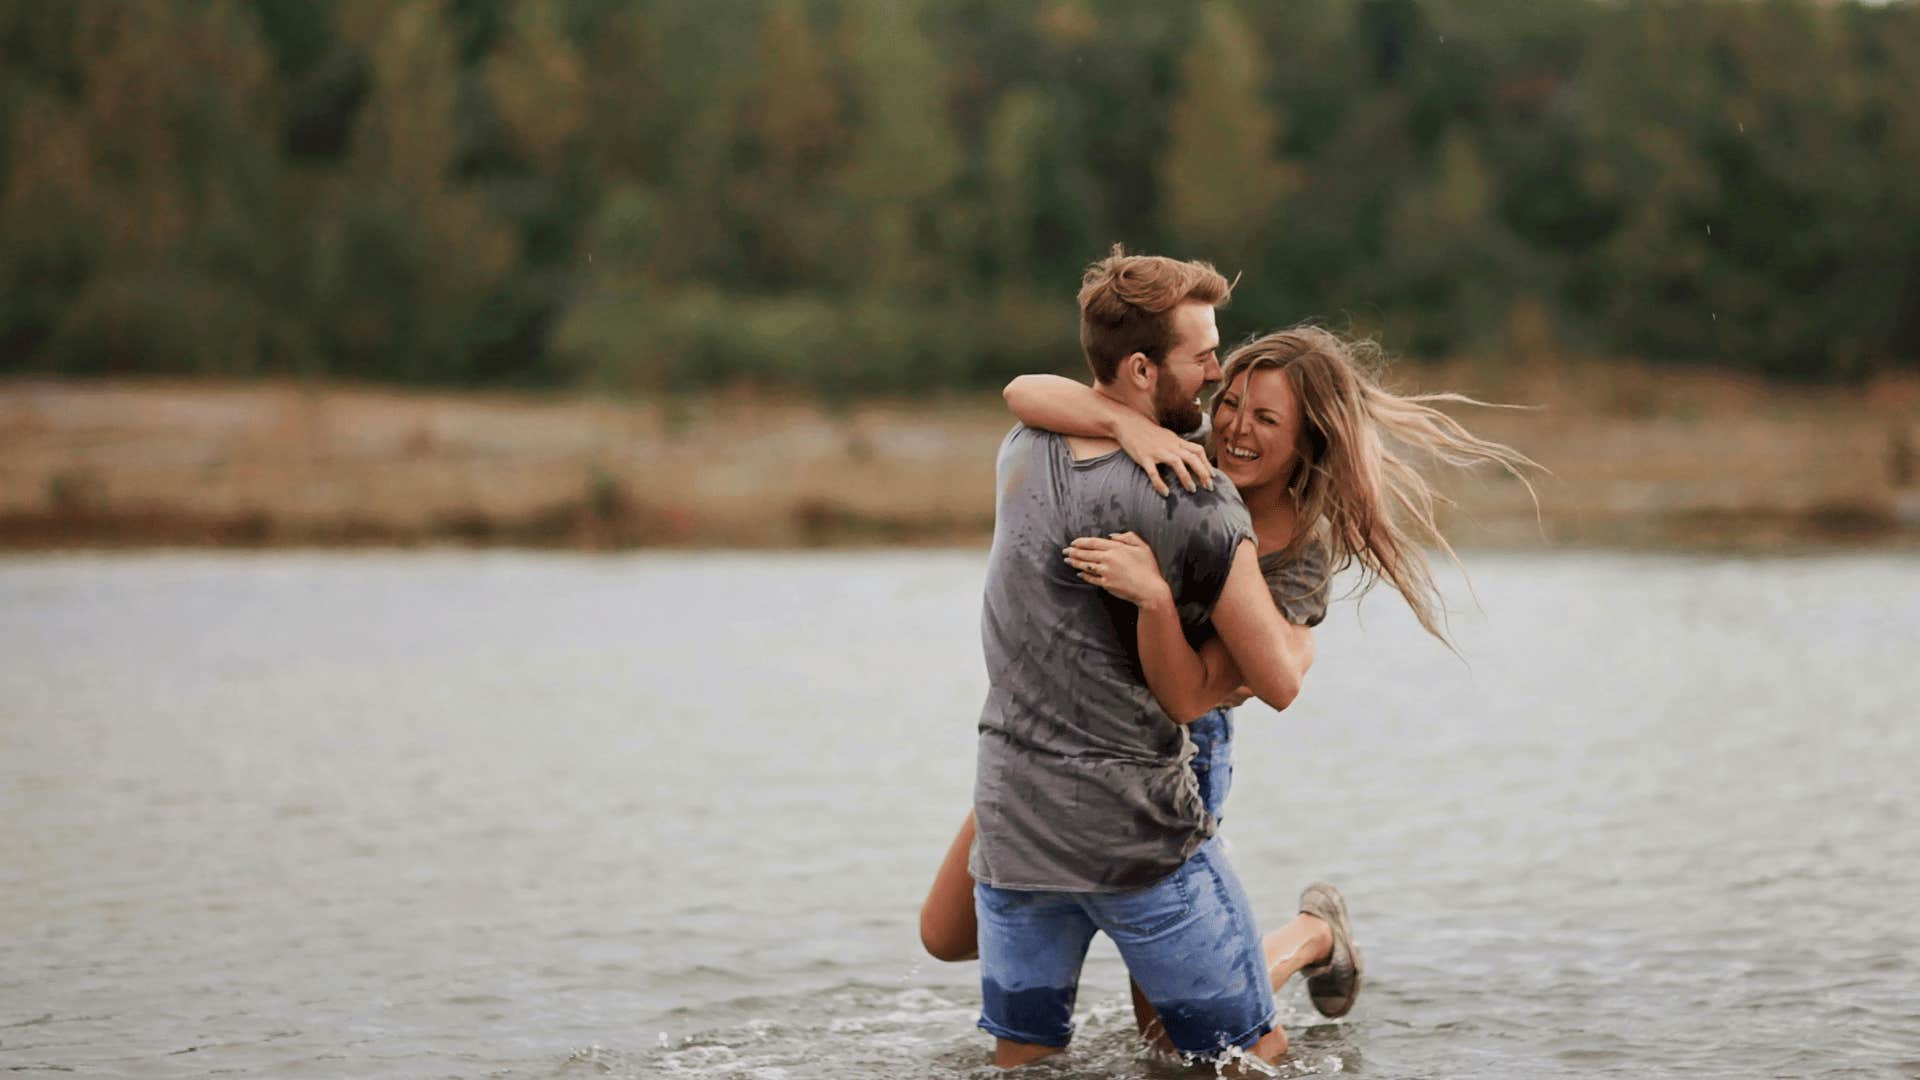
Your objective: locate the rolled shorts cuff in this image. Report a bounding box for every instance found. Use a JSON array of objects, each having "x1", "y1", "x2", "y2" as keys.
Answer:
[
  {"x1": 975, "y1": 1012, "x2": 1072, "y2": 1049},
  {"x1": 1186, "y1": 1010, "x2": 1277, "y2": 1059}
]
